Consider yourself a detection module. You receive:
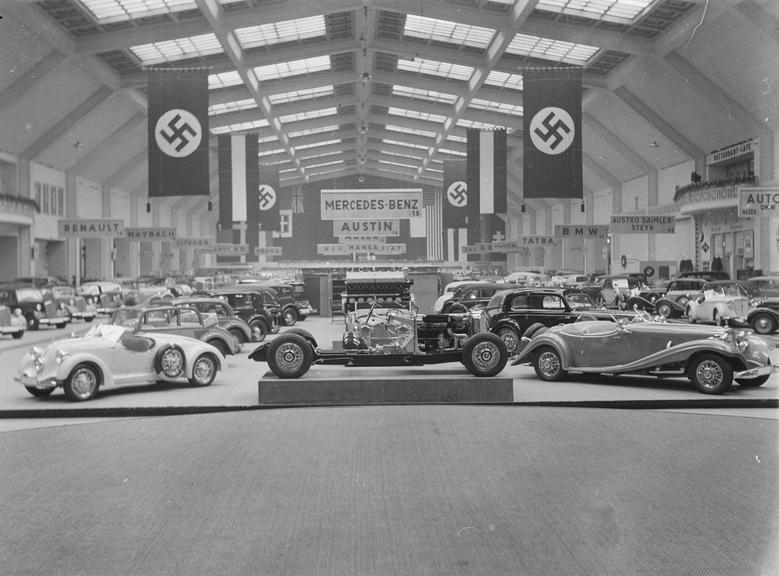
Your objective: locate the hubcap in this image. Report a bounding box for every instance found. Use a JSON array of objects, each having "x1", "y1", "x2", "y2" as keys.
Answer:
[
  {"x1": 659, "y1": 304, "x2": 670, "y2": 317},
  {"x1": 538, "y1": 351, "x2": 560, "y2": 377},
  {"x1": 71, "y1": 368, "x2": 97, "y2": 398},
  {"x1": 161, "y1": 349, "x2": 183, "y2": 377},
  {"x1": 193, "y1": 357, "x2": 214, "y2": 382},
  {"x1": 754, "y1": 316, "x2": 772, "y2": 333},
  {"x1": 276, "y1": 342, "x2": 304, "y2": 371},
  {"x1": 696, "y1": 360, "x2": 723, "y2": 390},
  {"x1": 499, "y1": 329, "x2": 518, "y2": 354},
  {"x1": 472, "y1": 342, "x2": 499, "y2": 371}
]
